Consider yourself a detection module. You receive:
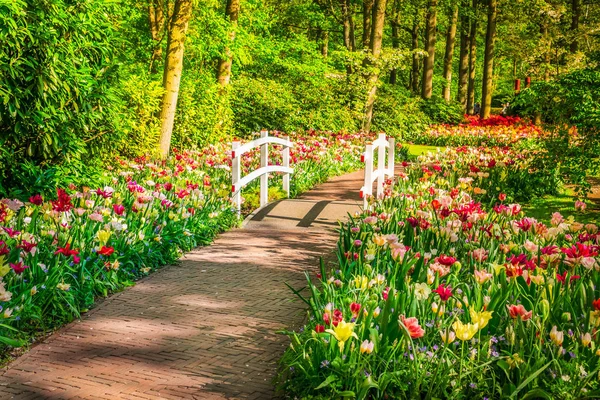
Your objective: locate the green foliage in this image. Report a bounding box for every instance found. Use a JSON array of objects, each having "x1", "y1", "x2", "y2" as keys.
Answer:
[
  {"x1": 511, "y1": 69, "x2": 600, "y2": 130},
  {"x1": 371, "y1": 86, "x2": 431, "y2": 139},
  {"x1": 0, "y1": 0, "x2": 120, "y2": 163},
  {"x1": 419, "y1": 96, "x2": 465, "y2": 125}
]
